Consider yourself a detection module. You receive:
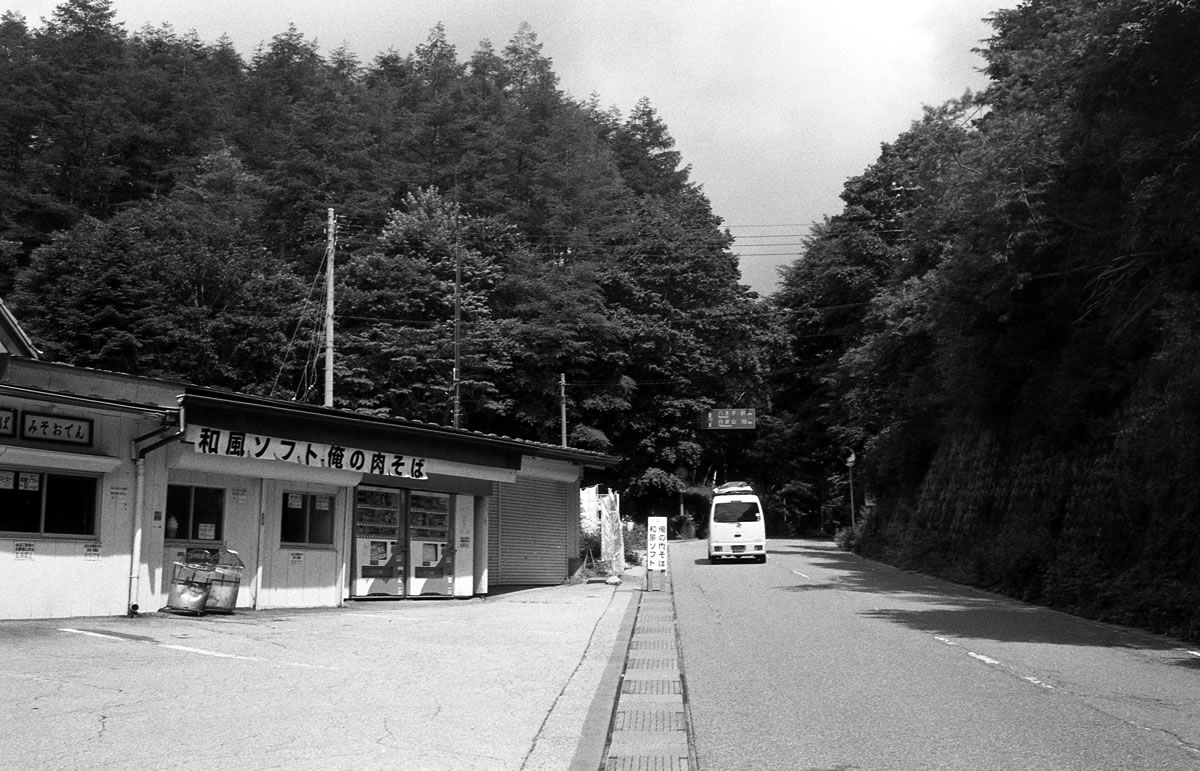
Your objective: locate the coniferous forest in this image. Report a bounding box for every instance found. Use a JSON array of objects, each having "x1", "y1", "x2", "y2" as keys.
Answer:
[{"x1": 2, "y1": 1, "x2": 1198, "y2": 640}]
